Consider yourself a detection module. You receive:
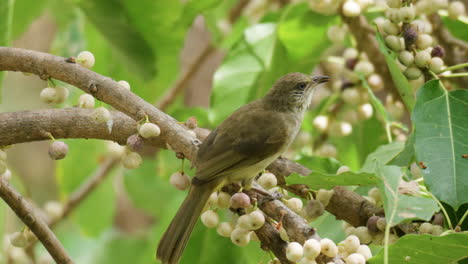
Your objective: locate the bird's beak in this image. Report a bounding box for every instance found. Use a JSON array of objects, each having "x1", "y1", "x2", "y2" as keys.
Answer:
[{"x1": 311, "y1": 75, "x2": 330, "y2": 84}]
